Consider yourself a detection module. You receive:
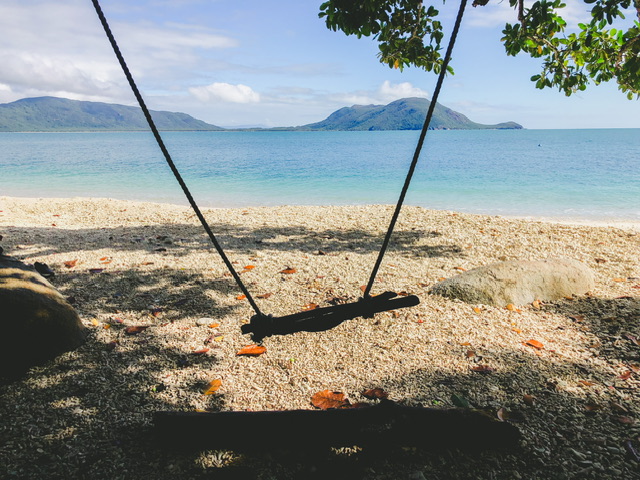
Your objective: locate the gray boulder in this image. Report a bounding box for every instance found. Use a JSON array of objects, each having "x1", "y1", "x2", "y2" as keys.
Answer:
[
  {"x1": 0, "y1": 255, "x2": 87, "y2": 379},
  {"x1": 429, "y1": 258, "x2": 595, "y2": 307}
]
